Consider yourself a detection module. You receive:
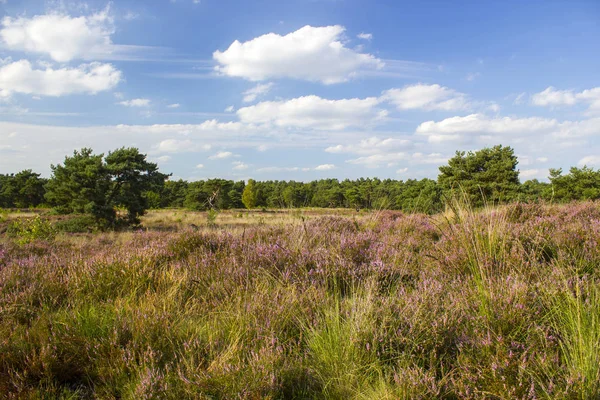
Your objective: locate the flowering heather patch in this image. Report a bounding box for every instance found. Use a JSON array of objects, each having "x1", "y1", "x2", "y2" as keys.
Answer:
[{"x1": 1, "y1": 202, "x2": 600, "y2": 398}]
